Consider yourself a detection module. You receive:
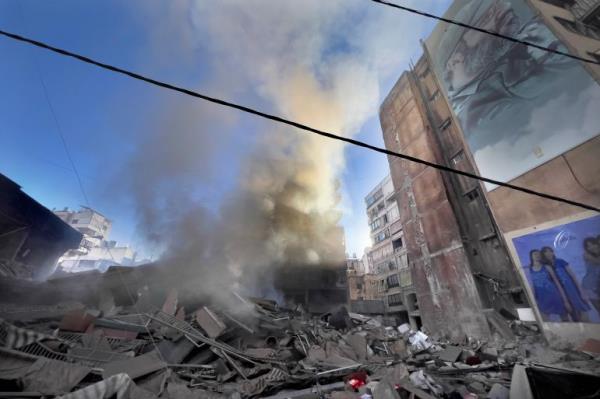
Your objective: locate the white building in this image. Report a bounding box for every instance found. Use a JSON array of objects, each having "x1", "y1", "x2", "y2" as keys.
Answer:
[
  {"x1": 54, "y1": 207, "x2": 136, "y2": 273},
  {"x1": 54, "y1": 206, "x2": 111, "y2": 250}
]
